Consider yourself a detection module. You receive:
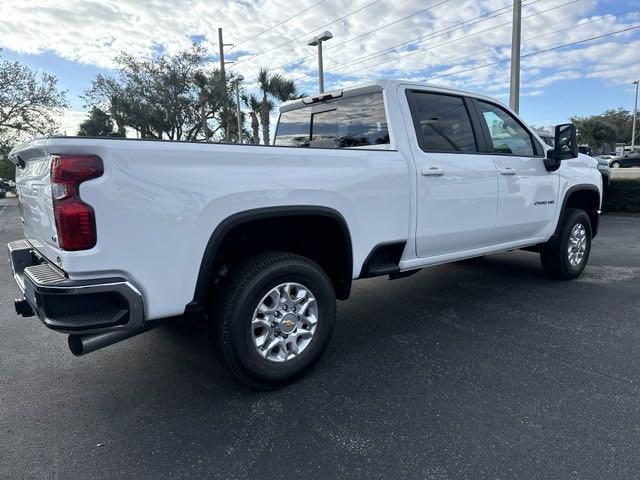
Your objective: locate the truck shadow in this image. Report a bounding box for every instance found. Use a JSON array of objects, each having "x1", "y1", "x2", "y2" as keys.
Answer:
[{"x1": 138, "y1": 250, "x2": 549, "y2": 394}]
